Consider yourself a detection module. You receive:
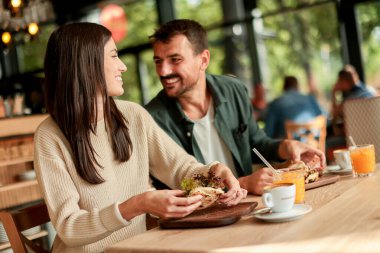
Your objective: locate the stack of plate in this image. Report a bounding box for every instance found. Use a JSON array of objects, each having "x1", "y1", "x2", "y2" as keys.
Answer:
[
  {"x1": 21, "y1": 225, "x2": 41, "y2": 236},
  {"x1": 0, "y1": 222, "x2": 9, "y2": 243},
  {"x1": 16, "y1": 170, "x2": 36, "y2": 181},
  {"x1": 0, "y1": 221, "x2": 41, "y2": 243}
]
